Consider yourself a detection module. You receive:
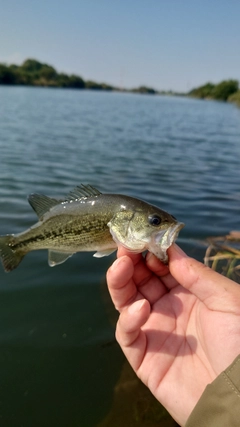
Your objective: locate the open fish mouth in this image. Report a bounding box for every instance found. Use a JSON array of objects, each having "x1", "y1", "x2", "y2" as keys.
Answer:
[
  {"x1": 152, "y1": 222, "x2": 185, "y2": 262},
  {"x1": 155, "y1": 222, "x2": 184, "y2": 245},
  {"x1": 164, "y1": 222, "x2": 185, "y2": 247}
]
